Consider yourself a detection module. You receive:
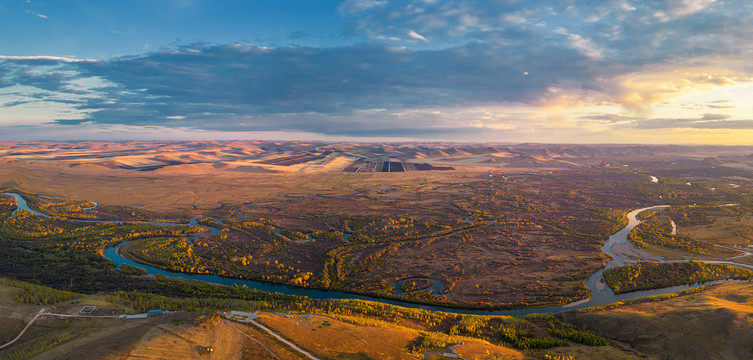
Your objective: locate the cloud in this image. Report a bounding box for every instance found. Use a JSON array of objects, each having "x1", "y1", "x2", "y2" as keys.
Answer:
[
  {"x1": 25, "y1": 10, "x2": 48, "y2": 19},
  {"x1": 617, "y1": 0, "x2": 637, "y2": 12},
  {"x1": 578, "y1": 114, "x2": 638, "y2": 123},
  {"x1": 338, "y1": 0, "x2": 387, "y2": 14},
  {"x1": 500, "y1": 12, "x2": 526, "y2": 25},
  {"x1": 337, "y1": 0, "x2": 753, "y2": 66},
  {"x1": 0, "y1": 56, "x2": 95, "y2": 63},
  {"x1": 1, "y1": 40, "x2": 614, "y2": 136},
  {"x1": 3, "y1": 1, "x2": 753, "y2": 142},
  {"x1": 664, "y1": 0, "x2": 715, "y2": 18},
  {"x1": 577, "y1": 113, "x2": 753, "y2": 131},
  {"x1": 636, "y1": 114, "x2": 753, "y2": 129},
  {"x1": 554, "y1": 28, "x2": 603, "y2": 59},
  {"x1": 408, "y1": 30, "x2": 429, "y2": 42},
  {"x1": 604, "y1": 63, "x2": 750, "y2": 112},
  {"x1": 2, "y1": 31, "x2": 750, "y2": 140}
]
